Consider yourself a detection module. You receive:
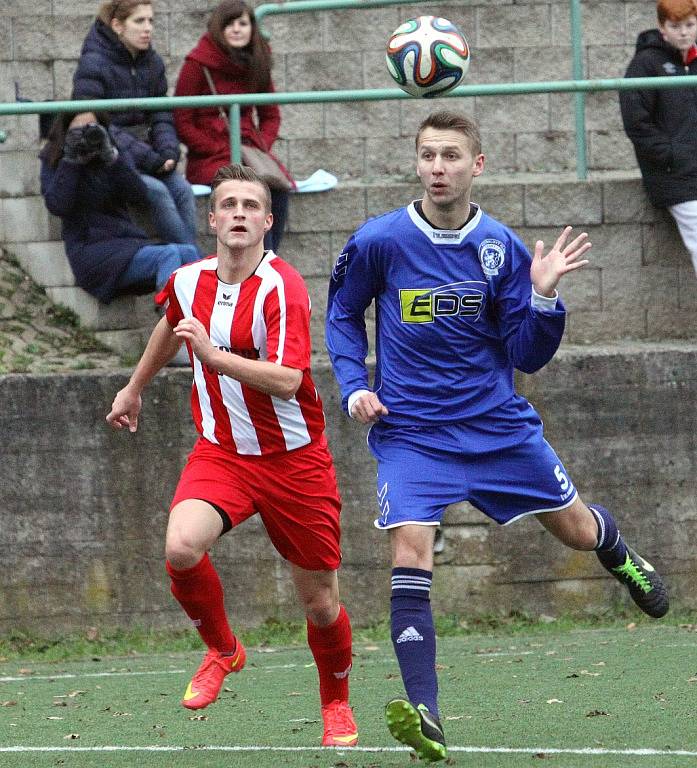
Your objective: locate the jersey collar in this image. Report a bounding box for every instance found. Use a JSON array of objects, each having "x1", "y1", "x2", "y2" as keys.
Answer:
[{"x1": 407, "y1": 201, "x2": 482, "y2": 244}]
